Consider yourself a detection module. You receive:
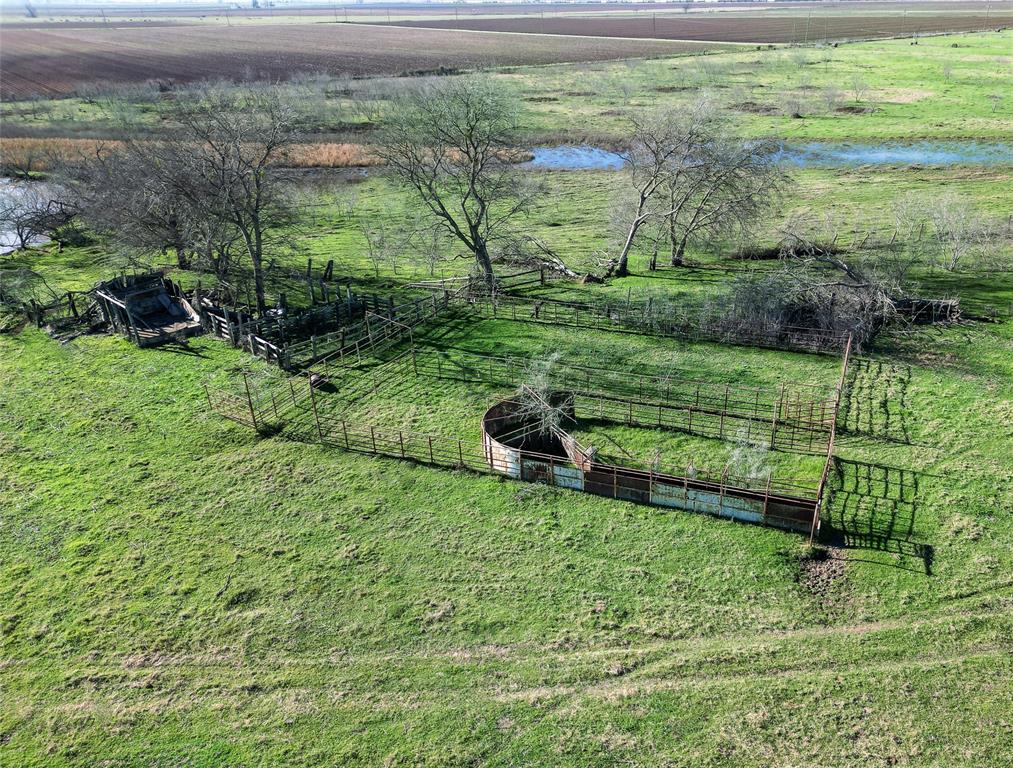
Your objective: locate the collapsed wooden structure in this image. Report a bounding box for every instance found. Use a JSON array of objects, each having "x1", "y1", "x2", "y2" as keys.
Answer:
[{"x1": 94, "y1": 273, "x2": 201, "y2": 347}]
